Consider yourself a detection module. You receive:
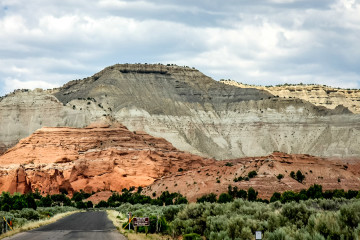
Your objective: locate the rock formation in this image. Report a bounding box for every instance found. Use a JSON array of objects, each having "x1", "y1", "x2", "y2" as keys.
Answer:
[
  {"x1": 0, "y1": 124, "x2": 211, "y2": 195},
  {"x1": 221, "y1": 80, "x2": 360, "y2": 114},
  {"x1": 0, "y1": 125, "x2": 359, "y2": 200},
  {"x1": 1, "y1": 64, "x2": 360, "y2": 159},
  {"x1": 144, "y1": 152, "x2": 360, "y2": 201}
]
